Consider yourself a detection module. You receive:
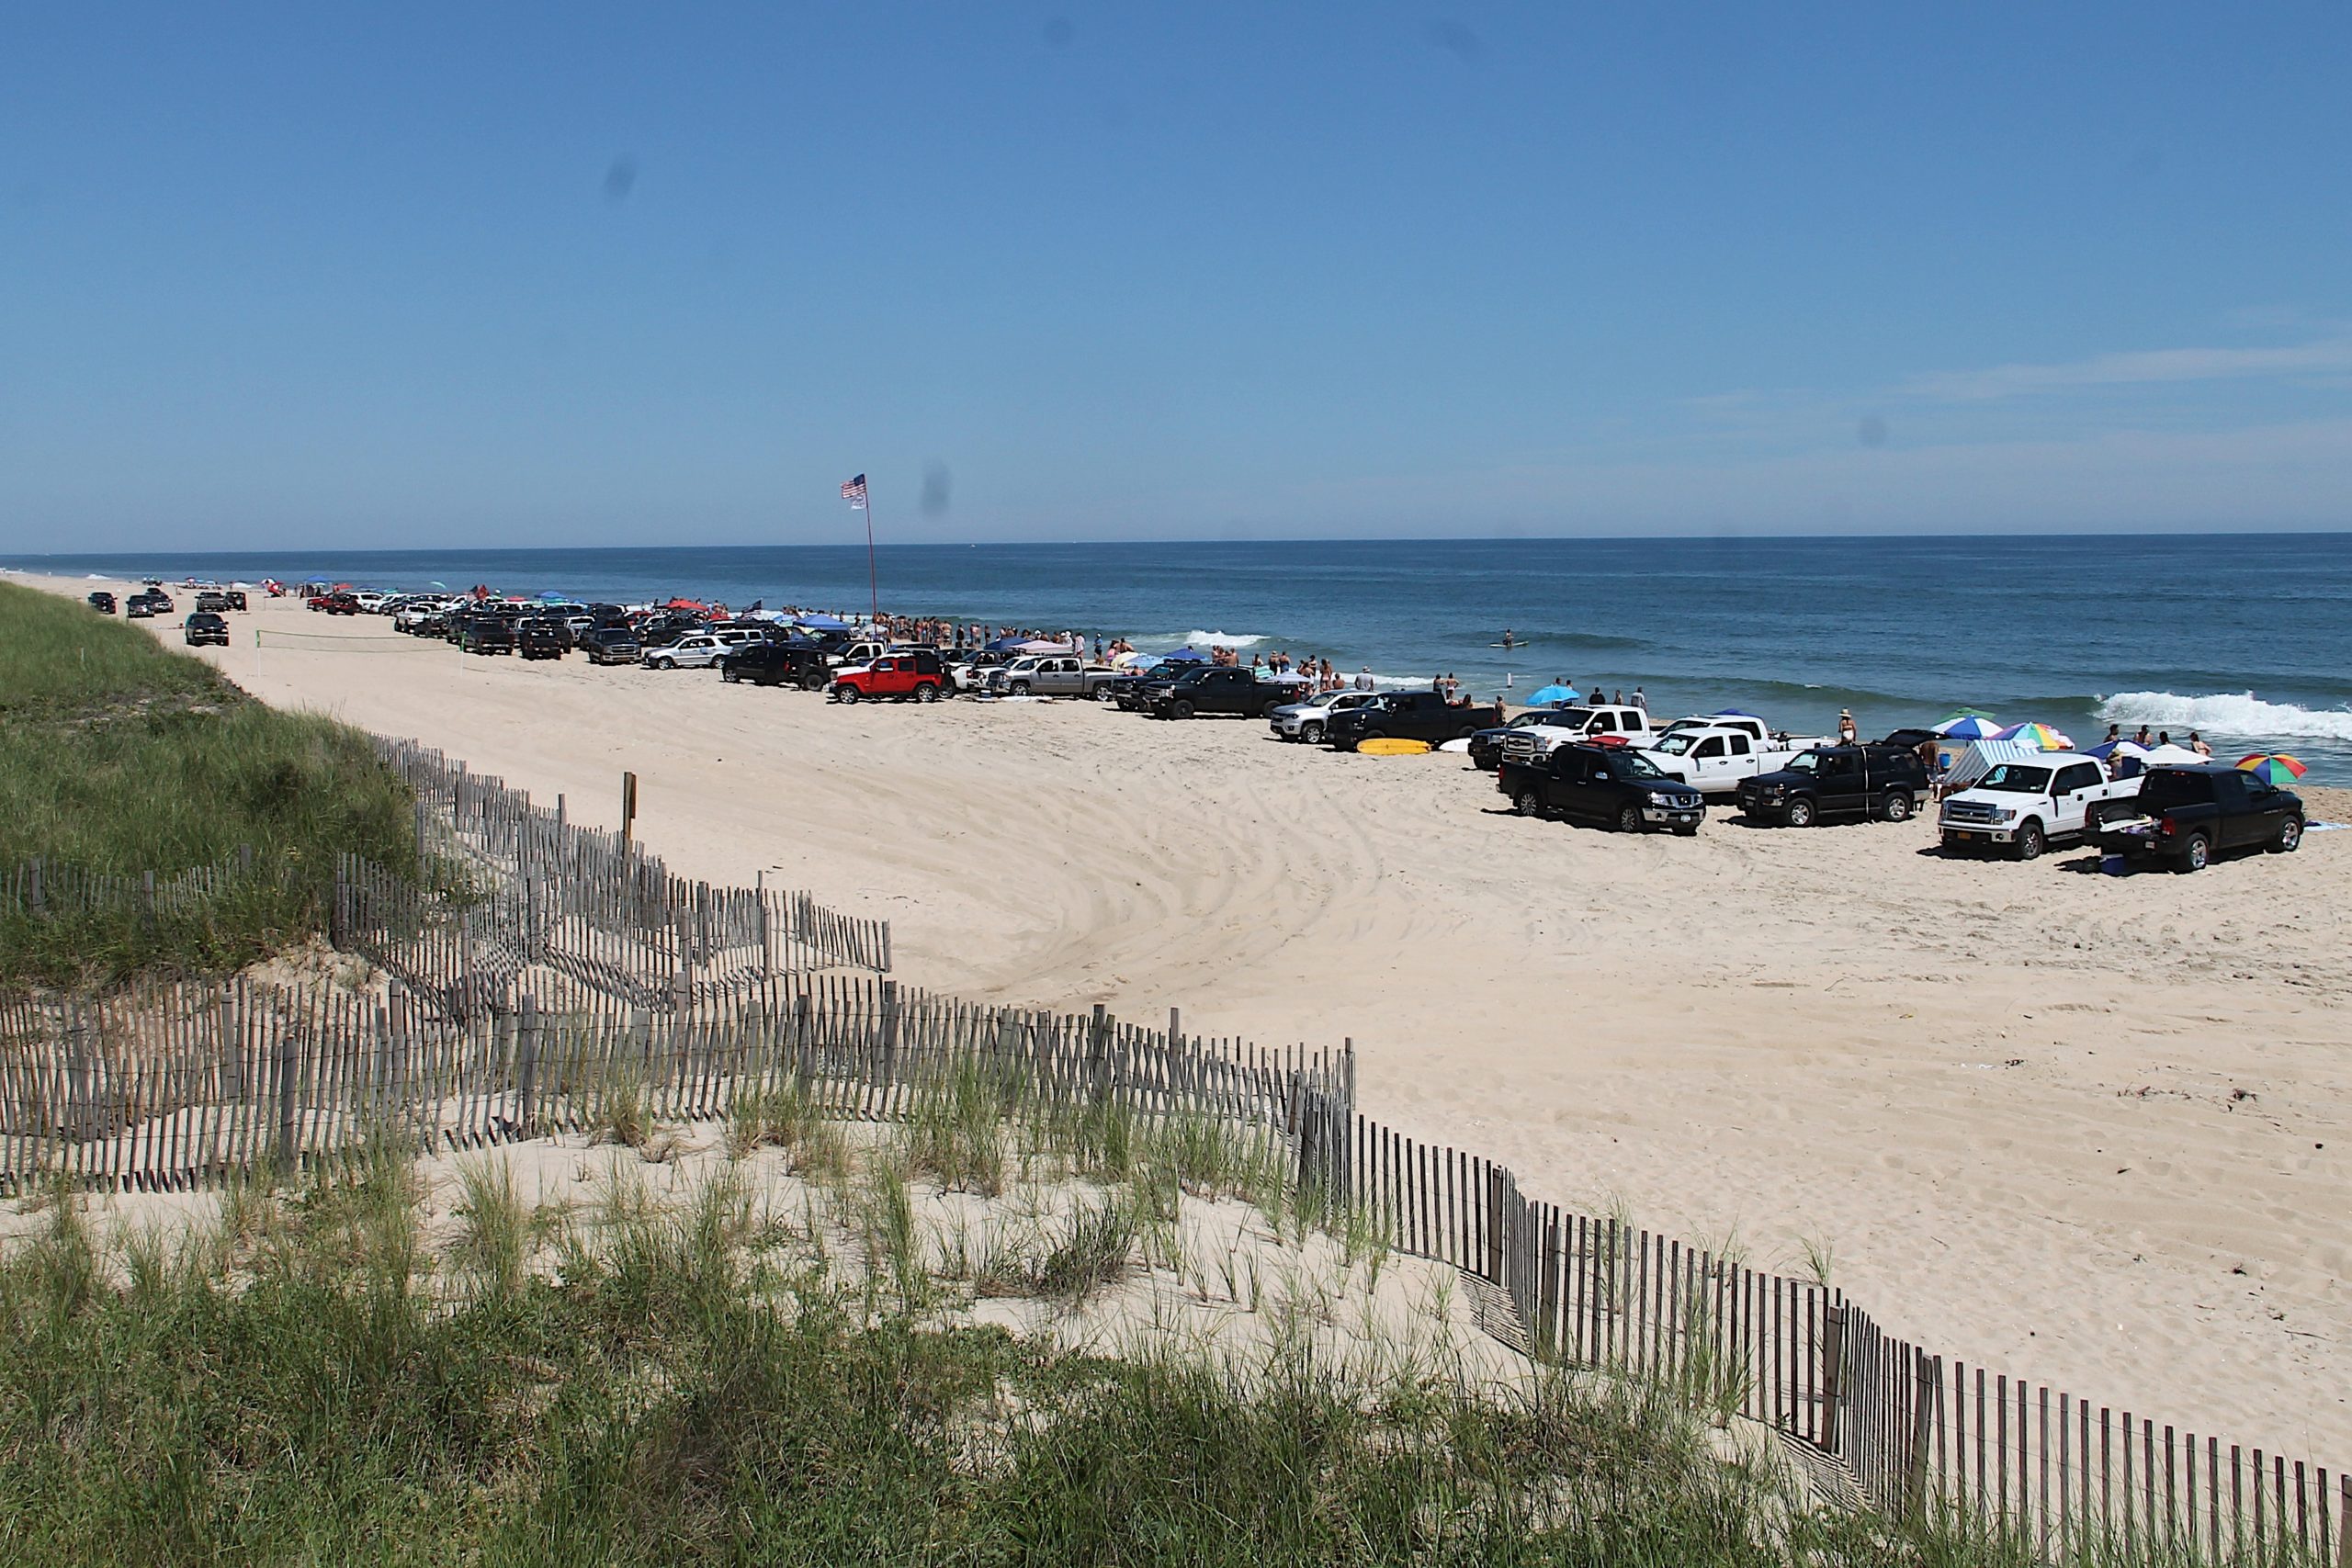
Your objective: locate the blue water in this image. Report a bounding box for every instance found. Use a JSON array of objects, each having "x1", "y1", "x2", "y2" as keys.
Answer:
[{"x1": 12, "y1": 536, "x2": 2352, "y2": 781}]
